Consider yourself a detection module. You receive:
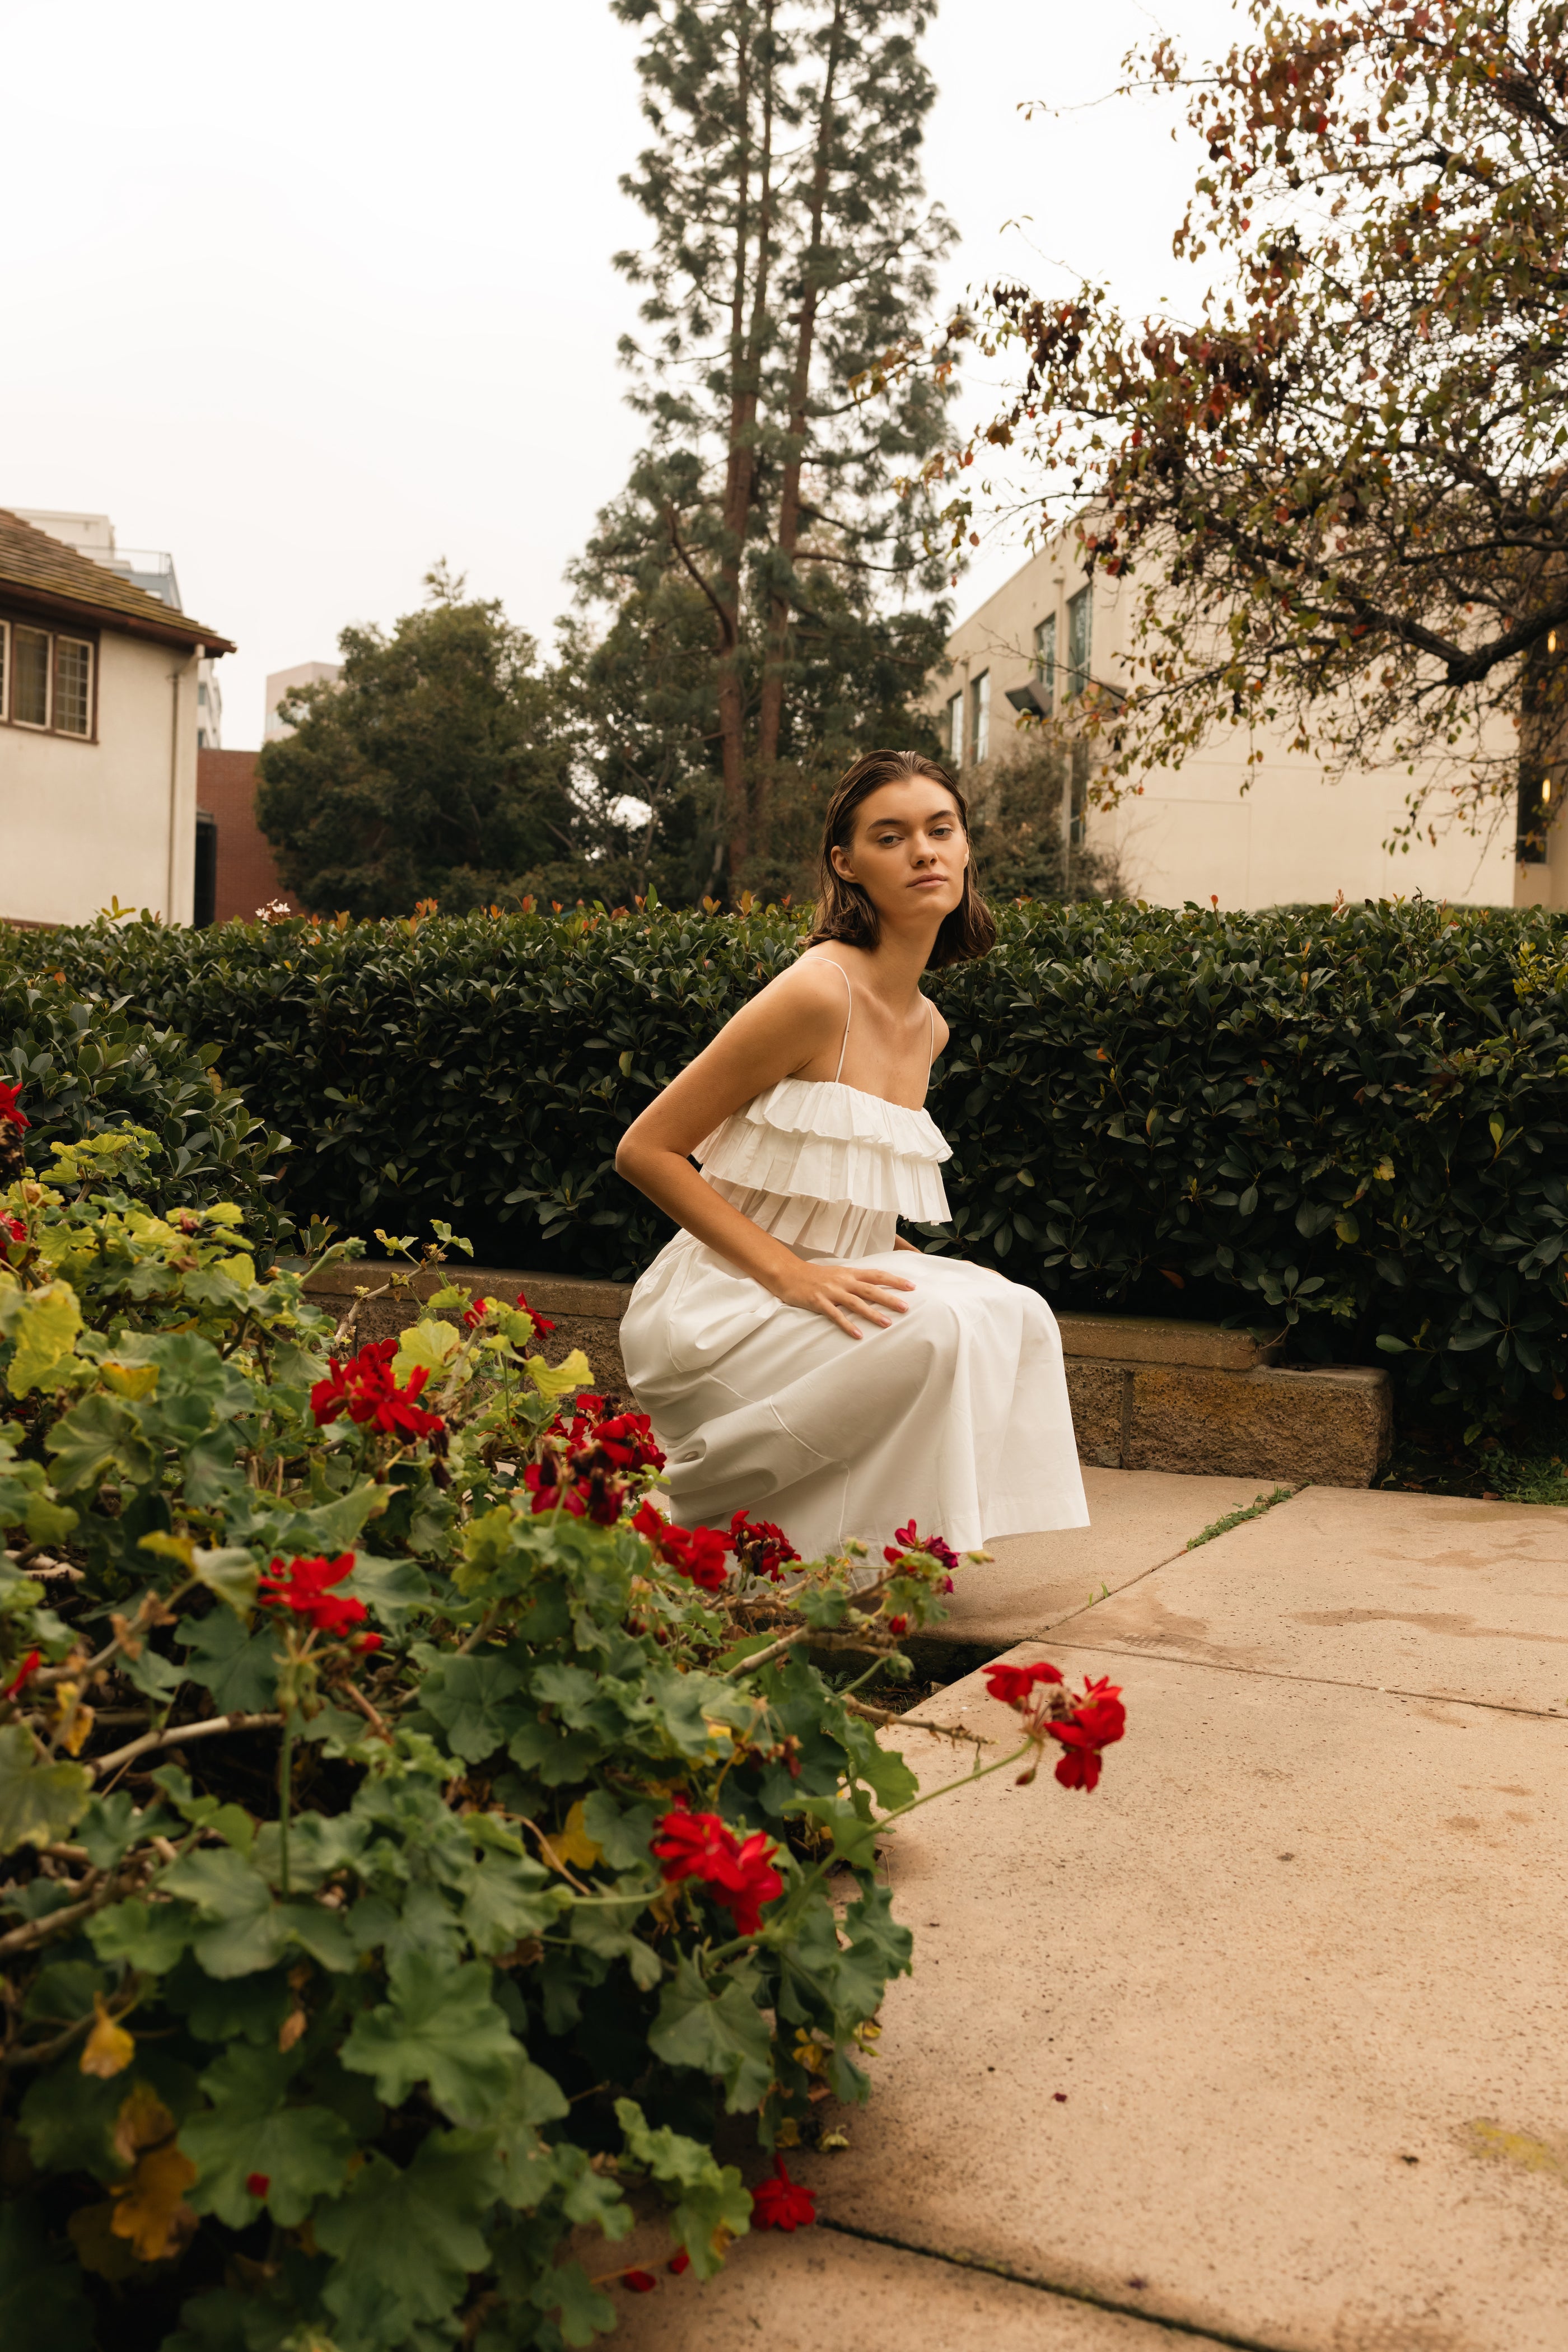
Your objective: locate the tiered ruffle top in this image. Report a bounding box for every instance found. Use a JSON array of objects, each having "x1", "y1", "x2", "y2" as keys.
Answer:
[{"x1": 694, "y1": 1076, "x2": 951, "y2": 1260}]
